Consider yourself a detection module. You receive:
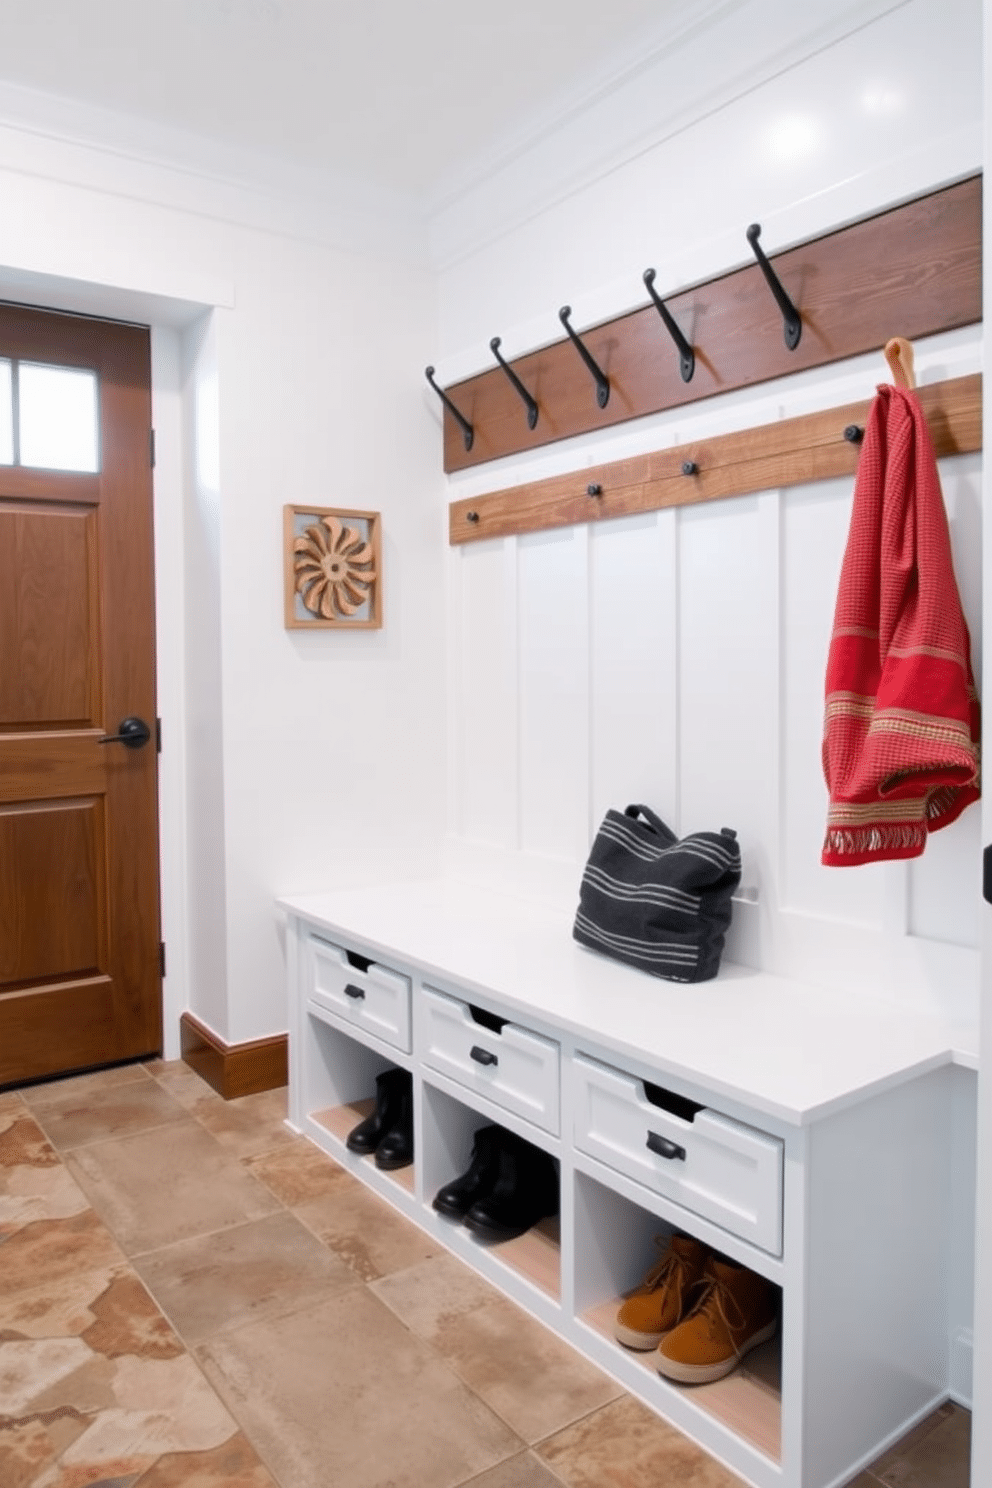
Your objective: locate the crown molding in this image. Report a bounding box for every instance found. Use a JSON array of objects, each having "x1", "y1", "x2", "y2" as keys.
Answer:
[
  {"x1": 0, "y1": 80, "x2": 429, "y2": 268},
  {"x1": 426, "y1": 0, "x2": 912, "y2": 270},
  {"x1": 0, "y1": 0, "x2": 935, "y2": 279},
  {"x1": 424, "y1": 0, "x2": 747, "y2": 218}
]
